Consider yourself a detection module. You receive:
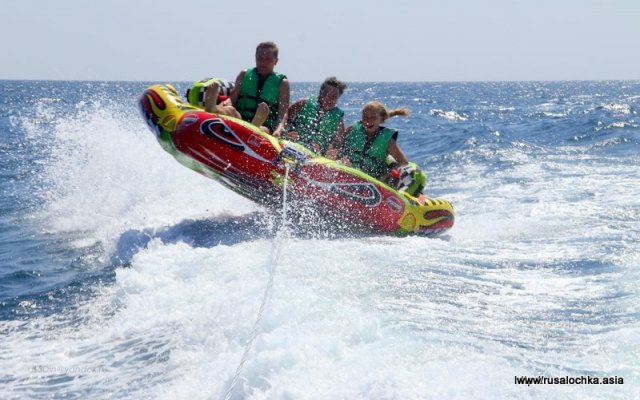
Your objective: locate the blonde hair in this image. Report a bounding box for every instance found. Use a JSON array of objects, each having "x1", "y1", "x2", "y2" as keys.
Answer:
[{"x1": 363, "y1": 101, "x2": 410, "y2": 122}]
